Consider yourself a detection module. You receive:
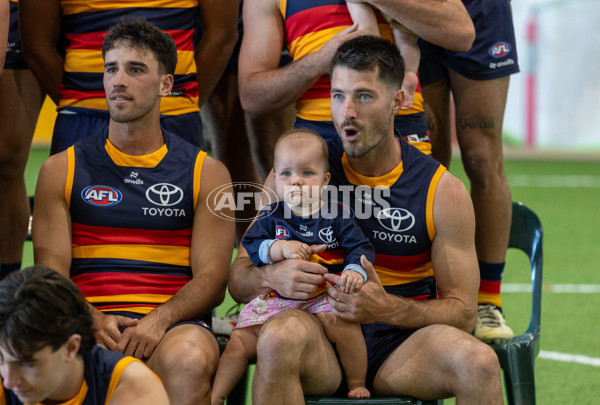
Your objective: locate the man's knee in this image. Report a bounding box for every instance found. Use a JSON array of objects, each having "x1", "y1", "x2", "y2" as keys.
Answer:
[
  {"x1": 450, "y1": 336, "x2": 501, "y2": 385},
  {"x1": 153, "y1": 330, "x2": 219, "y2": 381},
  {"x1": 460, "y1": 144, "x2": 506, "y2": 186},
  {"x1": 257, "y1": 310, "x2": 321, "y2": 361}
]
